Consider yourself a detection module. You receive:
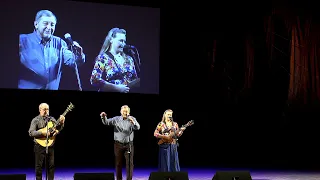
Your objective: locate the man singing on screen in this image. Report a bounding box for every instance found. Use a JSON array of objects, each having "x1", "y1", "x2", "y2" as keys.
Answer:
[
  {"x1": 19, "y1": 10, "x2": 86, "y2": 90},
  {"x1": 100, "y1": 105, "x2": 140, "y2": 180}
]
